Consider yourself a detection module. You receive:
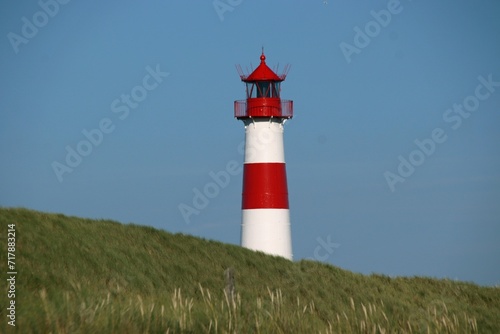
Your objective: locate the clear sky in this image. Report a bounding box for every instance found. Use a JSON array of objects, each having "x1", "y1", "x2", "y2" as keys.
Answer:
[{"x1": 1, "y1": 0, "x2": 499, "y2": 286}]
